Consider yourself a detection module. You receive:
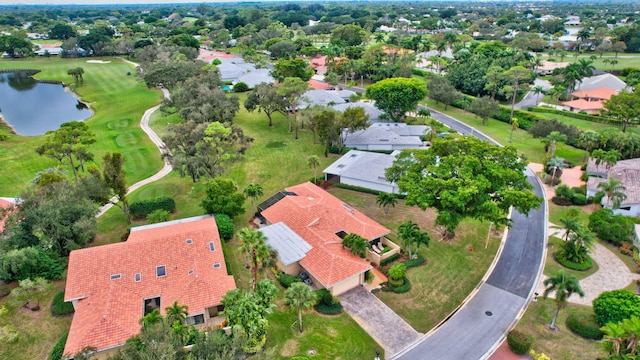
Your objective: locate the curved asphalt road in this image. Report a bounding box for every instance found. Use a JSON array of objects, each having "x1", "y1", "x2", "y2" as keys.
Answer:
[{"x1": 392, "y1": 108, "x2": 547, "y2": 360}]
